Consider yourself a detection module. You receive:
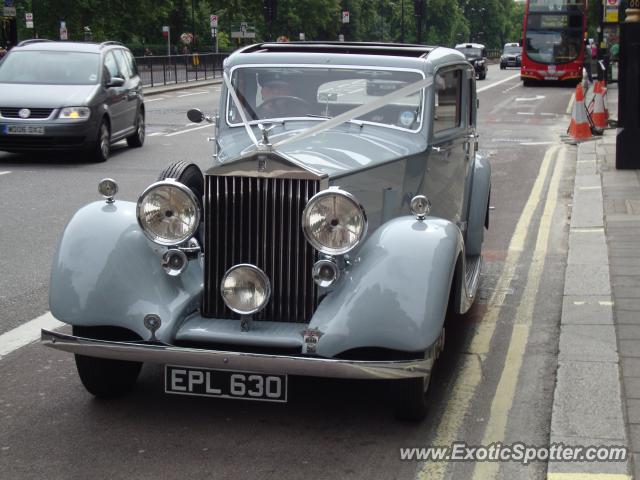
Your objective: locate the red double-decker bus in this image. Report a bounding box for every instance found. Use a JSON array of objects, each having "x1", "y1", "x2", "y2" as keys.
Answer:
[{"x1": 521, "y1": 0, "x2": 588, "y2": 85}]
